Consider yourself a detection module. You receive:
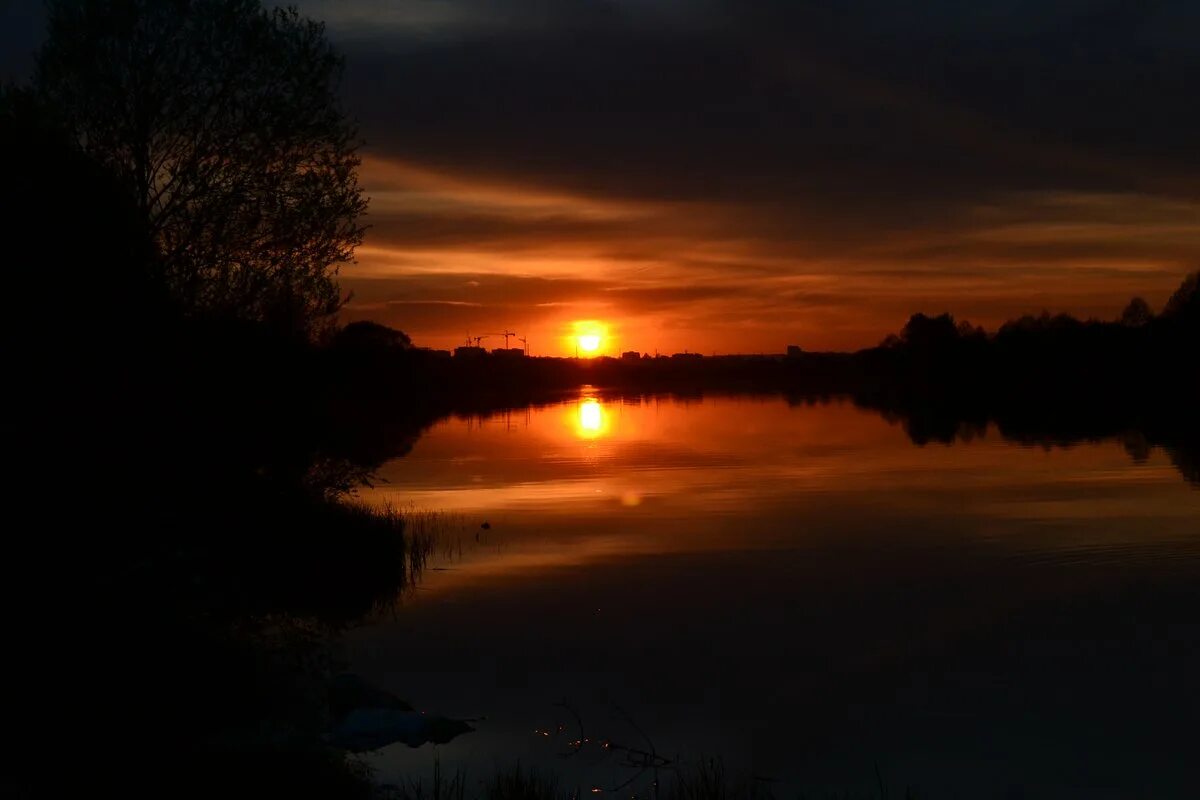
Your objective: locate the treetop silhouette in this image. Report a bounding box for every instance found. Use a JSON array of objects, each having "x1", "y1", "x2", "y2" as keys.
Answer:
[
  {"x1": 1162, "y1": 270, "x2": 1199, "y2": 323},
  {"x1": 35, "y1": 0, "x2": 367, "y2": 337}
]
